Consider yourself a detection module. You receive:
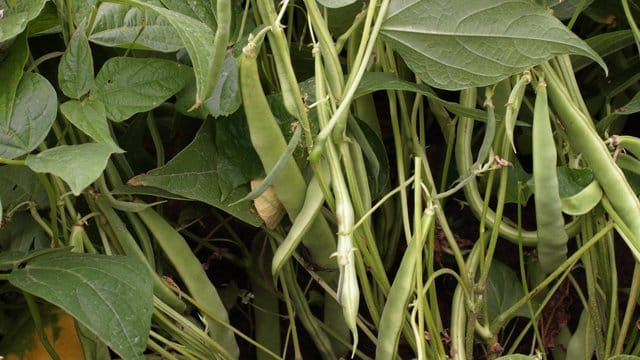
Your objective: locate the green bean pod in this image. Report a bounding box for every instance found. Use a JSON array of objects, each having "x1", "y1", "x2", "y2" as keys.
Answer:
[
  {"x1": 543, "y1": 61, "x2": 640, "y2": 261},
  {"x1": 68, "y1": 221, "x2": 86, "y2": 253},
  {"x1": 532, "y1": 79, "x2": 568, "y2": 273},
  {"x1": 137, "y1": 207, "x2": 238, "y2": 359},
  {"x1": 376, "y1": 208, "x2": 434, "y2": 359}
]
